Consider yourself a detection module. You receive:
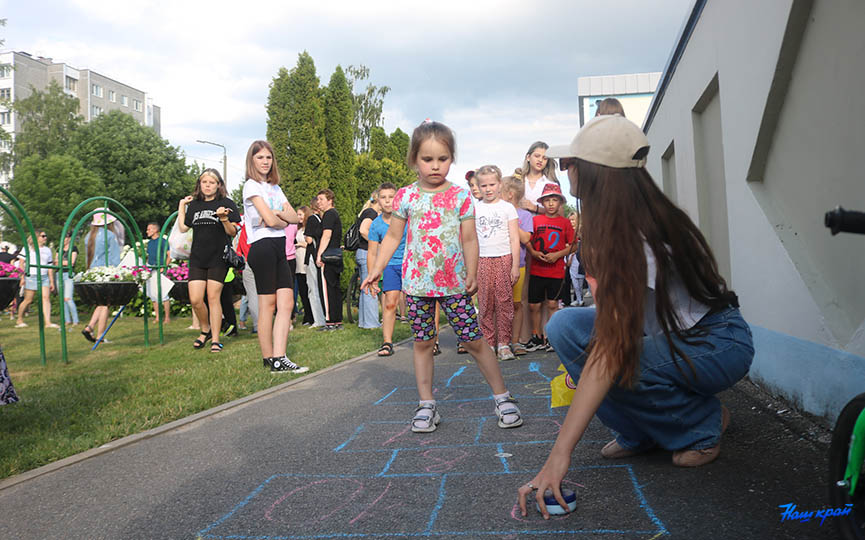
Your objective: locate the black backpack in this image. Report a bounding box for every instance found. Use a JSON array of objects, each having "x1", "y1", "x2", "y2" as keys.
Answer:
[{"x1": 343, "y1": 217, "x2": 362, "y2": 251}]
